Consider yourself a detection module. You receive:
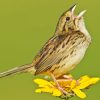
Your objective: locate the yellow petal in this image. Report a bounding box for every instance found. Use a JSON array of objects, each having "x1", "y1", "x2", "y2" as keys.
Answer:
[
  {"x1": 65, "y1": 87, "x2": 72, "y2": 92},
  {"x1": 35, "y1": 87, "x2": 52, "y2": 93},
  {"x1": 72, "y1": 88, "x2": 86, "y2": 99},
  {"x1": 35, "y1": 87, "x2": 62, "y2": 96},
  {"x1": 34, "y1": 79, "x2": 53, "y2": 87},
  {"x1": 52, "y1": 88, "x2": 62, "y2": 96},
  {"x1": 57, "y1": 79, "x2": 72, "y2": 87},
  {"x1": 50, "y1": 81, "x2": 56, "y2": 85},
  {"x1": 35, "y1": 89, "x2": 43, "y2": 93},
  {"x1": 89, "y1": 78, "x2": 100, "y2": 84},
  {"x1": 78, "y1": 77, "x2": 100, "y2": 89},
  {"x1": 77, "y1": 81, "x2": 90, "y2": 89},
  {"x1": 70, "y1": 80, "x2": 76, "y2": 89},
  {"x1": 79, "y1": 75, "x2": 90, "y2": 84}
]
